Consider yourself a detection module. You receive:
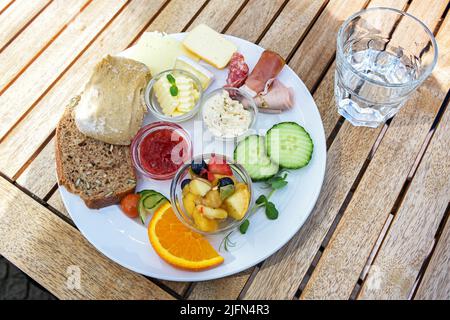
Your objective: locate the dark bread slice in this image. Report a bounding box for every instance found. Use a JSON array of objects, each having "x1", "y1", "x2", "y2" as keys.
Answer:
[{"x1": 55, "y1": 96, "x2": 136, "y2": 209}]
